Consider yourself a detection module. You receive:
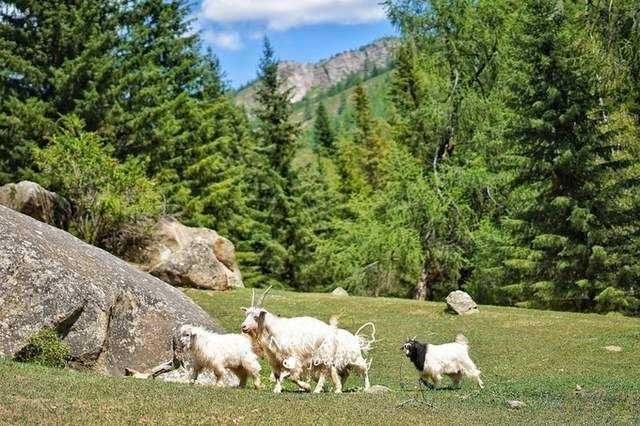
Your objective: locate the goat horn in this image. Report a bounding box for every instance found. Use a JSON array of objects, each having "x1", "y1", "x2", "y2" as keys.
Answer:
[
  {"x1": 257, "y1": 285, "x2": 272, "y2": 307},
  {"x1": 251, "y1": 288, "x2": 255, "y2": 307},
  {"x1": 412, "y1": 335, "x2": 417, "y2": 341}
]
